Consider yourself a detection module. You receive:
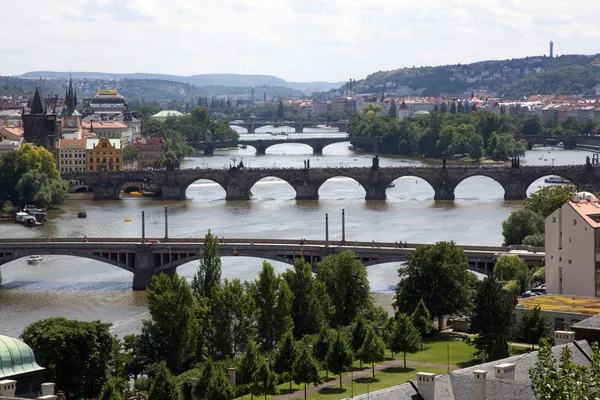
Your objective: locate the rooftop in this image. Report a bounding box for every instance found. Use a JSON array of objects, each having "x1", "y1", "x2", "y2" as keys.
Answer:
[
  {"x1": 86, "y1": 138, "x2": 122, "y2": 150},
  {"x1": 0, "y1": 335, "x2": 44, "y2": 379},
  {"x1": 568, "y1": 195, "x2": 600, "y2": 228},
  {"x1": 57, "y1": 139, "x2": 86, "y2": 149},
  {"x1": 573, "y1": 313, "x2": 600, "y2": 331},
  {"x1": 151, "y1": 110, "x2": 184, "y2": 118},
  {"x1": 519, "y1": 294, "x2": 600, "y2": 315},
  {"x1": 82, "y1": 122, "x2": 128, "y2": 130}
]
